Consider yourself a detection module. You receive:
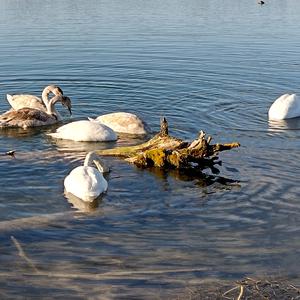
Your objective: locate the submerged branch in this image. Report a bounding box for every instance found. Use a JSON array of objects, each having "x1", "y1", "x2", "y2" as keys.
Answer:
[{"x1": 11, "y1": 236, "x2": 39, "y2": 273}]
